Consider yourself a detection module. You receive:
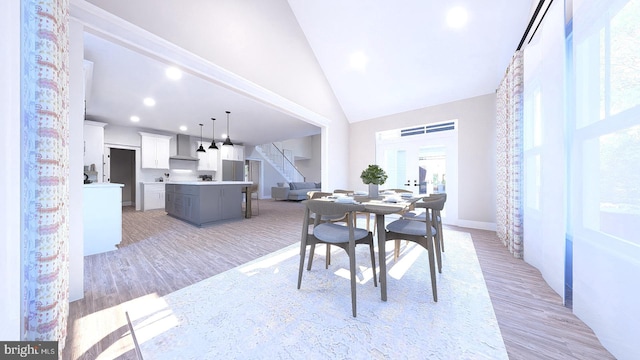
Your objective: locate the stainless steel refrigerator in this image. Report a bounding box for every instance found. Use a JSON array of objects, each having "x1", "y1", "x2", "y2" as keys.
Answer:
[{"x1": 222, "y1": 160, "x2": 245, "y2": 181}]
